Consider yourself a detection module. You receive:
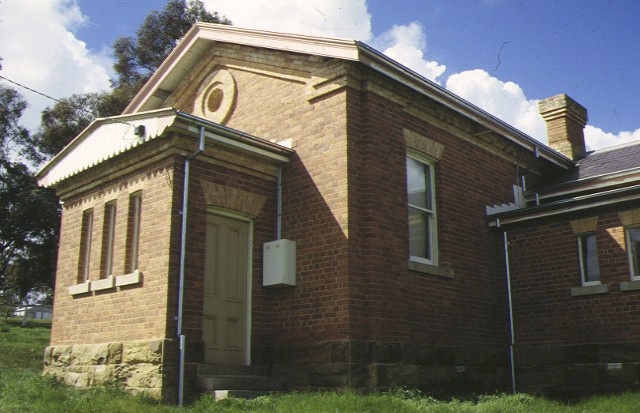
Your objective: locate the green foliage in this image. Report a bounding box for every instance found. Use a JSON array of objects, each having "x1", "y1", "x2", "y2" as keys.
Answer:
[
  {"x1": 0, "y1": 67, "x2": 61, "y2": 302},
  {"x1": 0, "y1": 160, "x2": 60, "y2": 302},
  {"x1": 0, "y1": 81, "x2": 30, "y2": 161}
]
